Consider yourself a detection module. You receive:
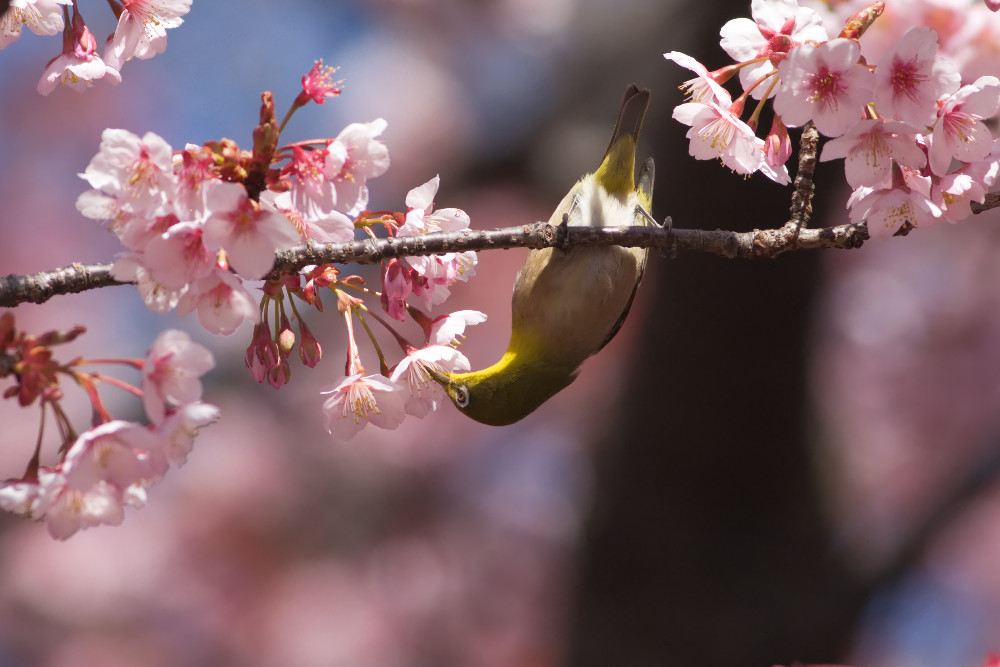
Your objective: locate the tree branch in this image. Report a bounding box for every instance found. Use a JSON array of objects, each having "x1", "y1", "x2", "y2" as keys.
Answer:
[
  {"x1": 971, "y1": 192, "x2": 1000, "y2": 214},
  {"x1": 0, "y1": 220, "x2": 871, "y2": 308}
]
